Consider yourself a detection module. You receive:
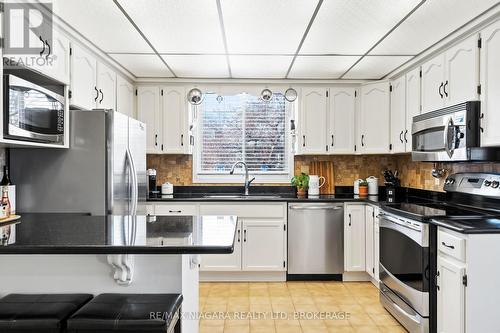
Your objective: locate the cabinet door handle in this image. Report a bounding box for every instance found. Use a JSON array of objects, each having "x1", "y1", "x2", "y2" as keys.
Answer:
[
  {"x1": 303, "y1": 135, "x2": 306, "y2": 147},
  {"x1": 168, "y1": 210, "x2": 182, "y2": 213},
  {"x1": 361, "y1": 135, "x2": 365, "y2": 147},
  {"x1": 237, "y1": 230, "x2": 241, "y2": 242},
  {"x1": 348, "y1": 213, "x2": 352, "y2": 226},
  {"x1": 39, "y1": 36, "x2": 46, "y2": 56},
  {"x1": 404, "y1": 130, "x2": 408, "y2": 143},
  {"x1": 331, "y1": 135, "x2": 334, "y2": 147},
  {"x1": 155, "y1": 134, "x2": 158, "y2": 147},
  {"x1": 438, "y1": 82, "x2": 444, "y2": 98},
  {"x1": 181, "y1": 134, "x2": 184, "y2": 146},
  {"x1": 99, "y1": 89, "x2": 104, "y2": 104},
  {"x1": 436, "y1": 271, "x2": 440, "y2": 291},
  {"x1": 94, "y1": 86, "x2": 99, "y2": 102},
  {"x1": 441, "y1": 241, "x2": 455, "y2": 249},
  {"x1": 243, "y1": 230, "x2": 247, "y2": 242},
  {"x1": 399, "y1": 131, "x2": 404, "y2": 143},
  {"x1": 443, "y1": 80, "x2": 449, "y2": 97}
]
